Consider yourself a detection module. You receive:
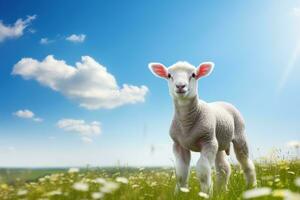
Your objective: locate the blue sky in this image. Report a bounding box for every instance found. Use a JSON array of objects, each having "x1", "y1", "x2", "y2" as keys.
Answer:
[{"x1": 0, "y1": 0, "x2": 300, "y2": 167}]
